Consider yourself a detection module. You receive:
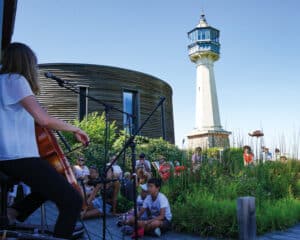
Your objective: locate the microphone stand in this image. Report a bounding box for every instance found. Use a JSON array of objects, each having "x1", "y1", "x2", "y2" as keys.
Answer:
[
  {"x1": 123, "y1": 113, "x2": 132, "y2": 172},
  {"x1": 46, "y1": 75, "x2": 135, "y2": 240},
  {"x1": 83, "y1": 96, "x2": 166, "y2": 240},
  {"x1": 104, "y1": 96, "x2": 166, "y2": 239}
]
